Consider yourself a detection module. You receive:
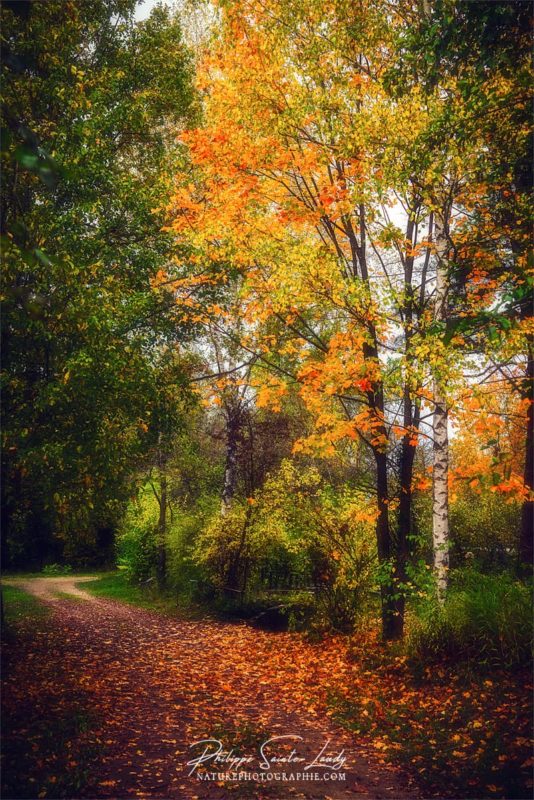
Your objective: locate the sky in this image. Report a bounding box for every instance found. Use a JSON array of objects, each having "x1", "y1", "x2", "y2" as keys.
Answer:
[{"x1": 134, "y1": 0, "x2": 167, "y2": 22}]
